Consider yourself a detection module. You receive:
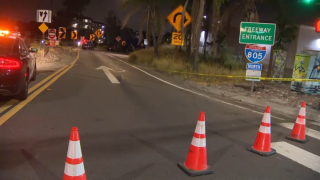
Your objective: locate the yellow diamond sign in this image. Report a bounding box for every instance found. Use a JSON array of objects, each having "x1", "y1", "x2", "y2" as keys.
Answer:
[
  {"x1": 167, "y1": 5, "x2": 191, "y2": 32},
  {"x1": 38, "y1": 23, "x2": 48, "y2": 33}
]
